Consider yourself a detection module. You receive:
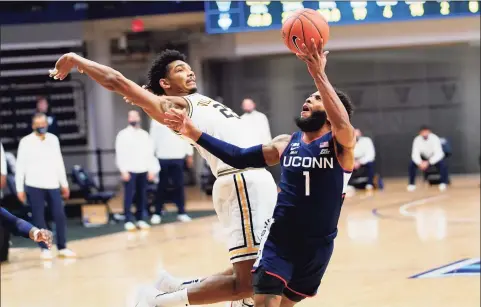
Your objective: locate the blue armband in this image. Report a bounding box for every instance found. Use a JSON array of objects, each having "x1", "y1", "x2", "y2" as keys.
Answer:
[{"x1": 197, "y1": 133, "x2": 267, "y2": 170}]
